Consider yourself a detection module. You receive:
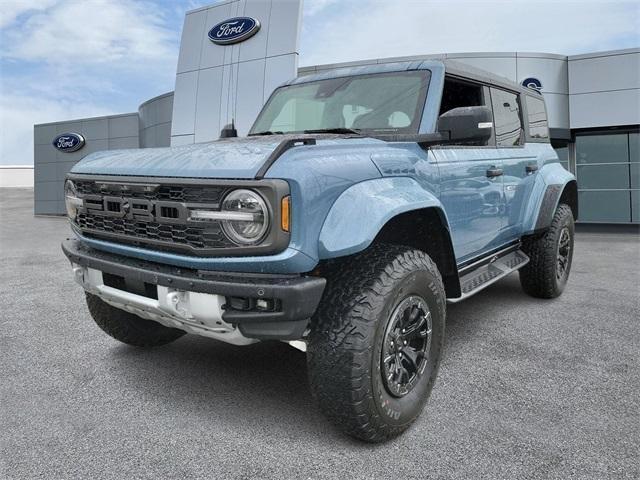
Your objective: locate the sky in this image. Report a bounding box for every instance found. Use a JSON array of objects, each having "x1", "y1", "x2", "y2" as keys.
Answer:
[{"x1": 1, "y1": 0, "x2": 638, "y2": 165}]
